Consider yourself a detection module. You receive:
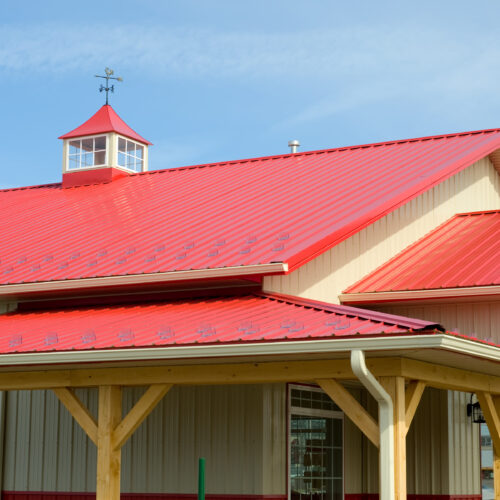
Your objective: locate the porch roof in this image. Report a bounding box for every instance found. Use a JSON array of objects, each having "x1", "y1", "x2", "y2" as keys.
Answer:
[{"x1": 0, "y1": 292, "x2": 444, "y2": 356}]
